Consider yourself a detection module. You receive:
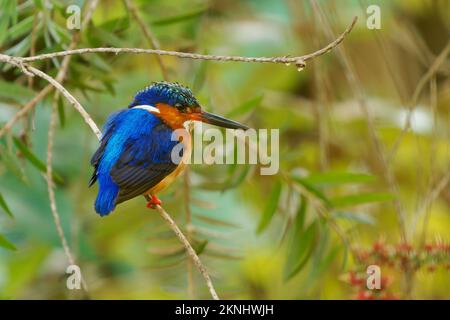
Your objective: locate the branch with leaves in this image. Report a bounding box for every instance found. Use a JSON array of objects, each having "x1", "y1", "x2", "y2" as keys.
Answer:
[{"x1": 0, "y1": 12, "x2": 357, "y2": 299}]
